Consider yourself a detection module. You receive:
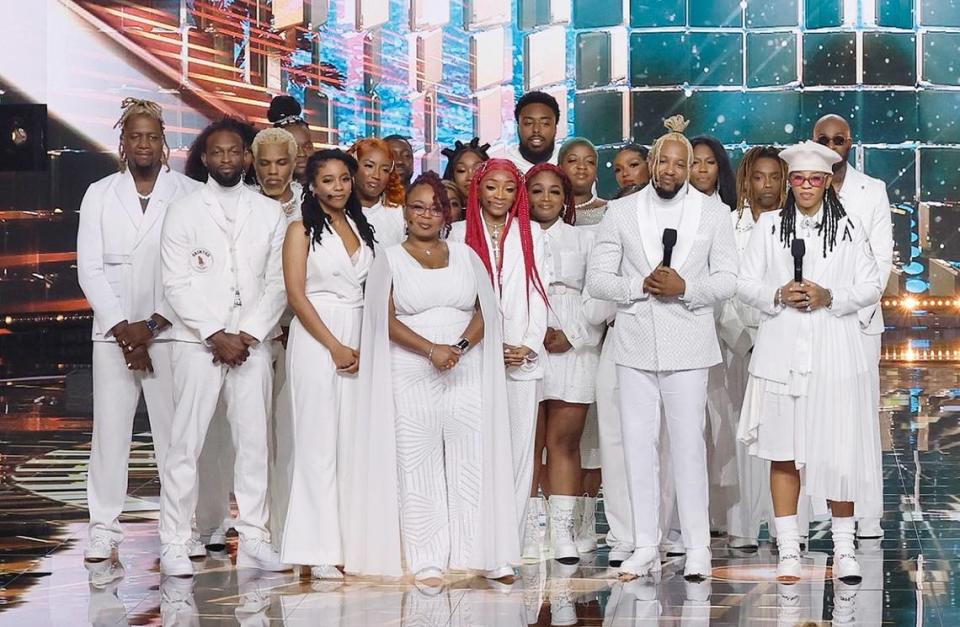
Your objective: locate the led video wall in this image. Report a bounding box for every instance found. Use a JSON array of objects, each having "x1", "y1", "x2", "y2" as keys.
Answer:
[{"x1": 1, "y1": 0, "x2": 960, "y2": 327}]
